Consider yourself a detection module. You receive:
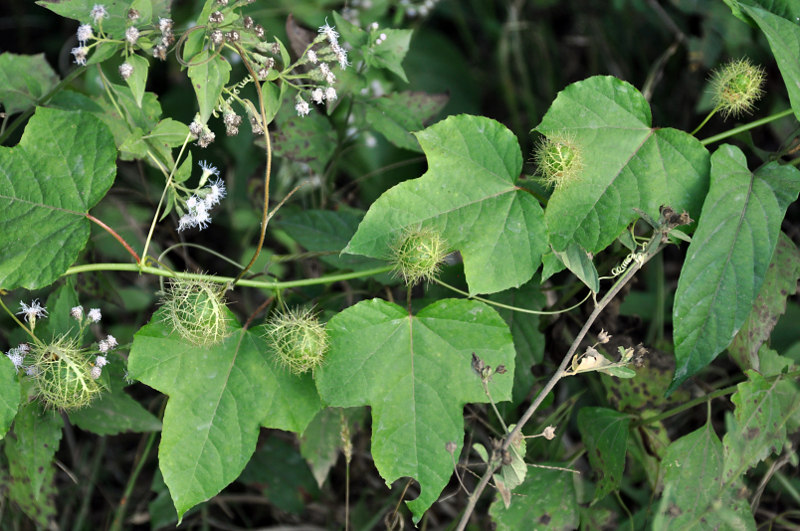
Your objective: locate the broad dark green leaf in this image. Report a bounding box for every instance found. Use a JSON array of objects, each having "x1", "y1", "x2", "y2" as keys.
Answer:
[
  {"x1": 576, "y1": 407, "x2": 629, "y2": 502},
  {"x1": 737, "y1": 3, "x2": 800, "y2": 122},
  {"x1": 346, "y1": 114, "x2": 547, "y2": 295},
  {"x1": 148, "y1": 118, "x2": 191, "y2": 148},
  {"x1": 272, "y1": 96, "x2": 337, "y2": 175},
  {"x1": 276, "y1": 209, "x2": 384, "y2": 271},
  {"x1": 187, "y1": 50, "x2": 231, "y2": 124},
  {"x1": 69, "y1": 364, "x2": 161, "y2": 435},
  {"x1": 0, "y1": 356, "x2": 20, "y2": 439},
  {"x1": 729, "y1": 232, "x2": 800, "y2": 371},
  {"x1": 364, "y1": 91, "x2": 448, "y2": 152},
  {"x1": 0, "y1": 53, "x2": 59, "y2": 115},
  {"x1": 670, "y1": 145, "x2": 800, "y2": 392},
  {"x1": 489, "y1": 464, "x2": 579, "y2": 530},
  {"x1": 3, "y1": 403, "x2": 63, "y2": 526},
  {"x1": 128, "y1": 310, "x2": 322, "y2": 520},
  {"x1": 299, "y1": 407, "x2": 365, "y2": 487},
  {"x1": 722, "y1": 369, "x2": 800, "y2": 481},
  {"x1": 37, "y1": 0, "x2": 130, "y2": 38},
  {"x1": 489, "y1": 279, "x2": 545, "y2": 405},
  {"x1": 536, "y1": 76, "x2": 709, "y2": 254},
  {"x1": 316, "y1": 298, "x2": 515, "y2": 520},
  {"x1": 654, "y1": 421, "x2": 755, "y2": 530},
  {"x1": 0, "y1": 107, "x2": 117, "y2": 290}
]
